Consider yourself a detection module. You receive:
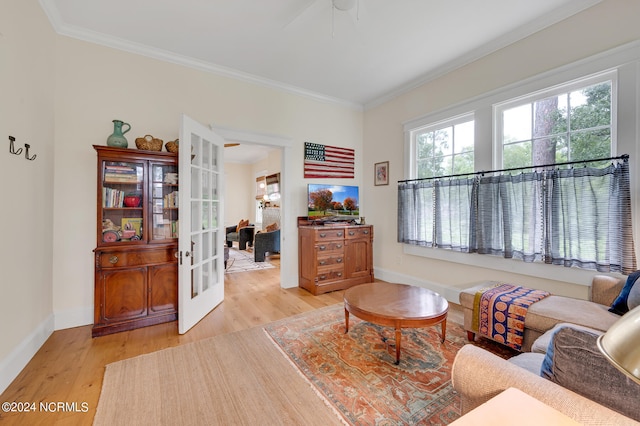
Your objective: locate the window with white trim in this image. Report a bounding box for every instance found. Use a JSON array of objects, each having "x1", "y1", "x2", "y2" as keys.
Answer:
[
  {"x1": 413, "y1": 114, "x2": 475, "y2": 179},
  {"x1": 401, "y1": 69, "x2": 636, "y2": 274},
  {"x1": 496, "y1": 73, "x2": 615, "y2": 169}
]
